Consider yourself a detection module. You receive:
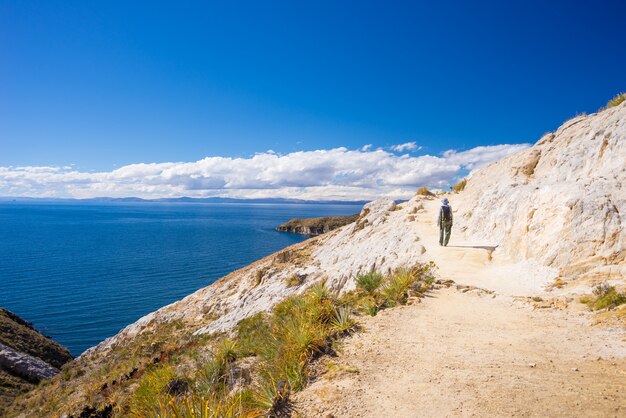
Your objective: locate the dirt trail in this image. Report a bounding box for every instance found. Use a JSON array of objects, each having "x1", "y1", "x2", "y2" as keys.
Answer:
[{"x1": 294, "y1": 199, "x2": 626, "y2": 417}]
